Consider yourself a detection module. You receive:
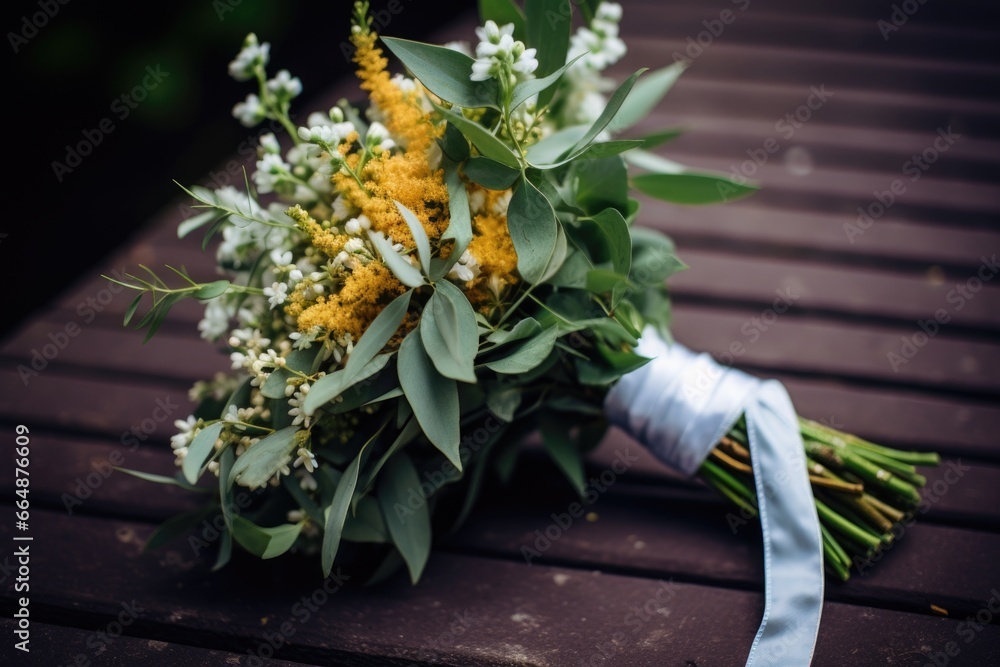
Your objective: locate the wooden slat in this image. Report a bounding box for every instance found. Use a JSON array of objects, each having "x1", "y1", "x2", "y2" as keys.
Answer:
[
  {"x1": 671, "y1": 305, "x2": 1000, "y2": 394},
  {"x1": 643, "y1": 200, "x2": 1000, "y2": 270},
  {"x1": 444, "y1": 460, "x2": 1000, "y2": 619},
  {"x1": 3, "y1": 509, "x2": 999, "y2": 666},
  {"x1": 671, "y1": 250, "x2": 1000, "y2": 330},
  {"x1": 0, "y1": 619, "x2": 314, "y2": 667}
]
